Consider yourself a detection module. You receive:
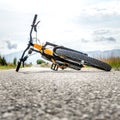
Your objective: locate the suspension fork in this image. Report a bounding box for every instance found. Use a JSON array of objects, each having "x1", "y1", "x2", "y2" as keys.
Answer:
[
  {"x1": 18, "y1": 45, "x2": 29, "y2": 67},
  {"x1": 19, "y1": 41, "x2": 34, "y2": 65}
]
